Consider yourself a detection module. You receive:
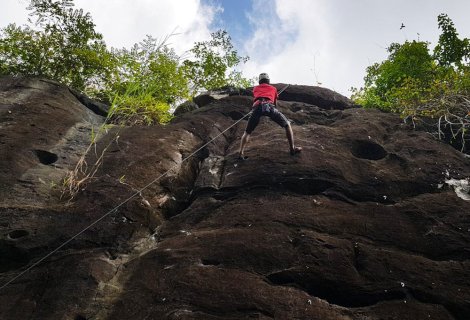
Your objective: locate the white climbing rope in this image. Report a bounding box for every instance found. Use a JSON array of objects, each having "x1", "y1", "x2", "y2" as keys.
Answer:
[{"x1": 0, "y1": 110, "x2": 253, "y2": 291}]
